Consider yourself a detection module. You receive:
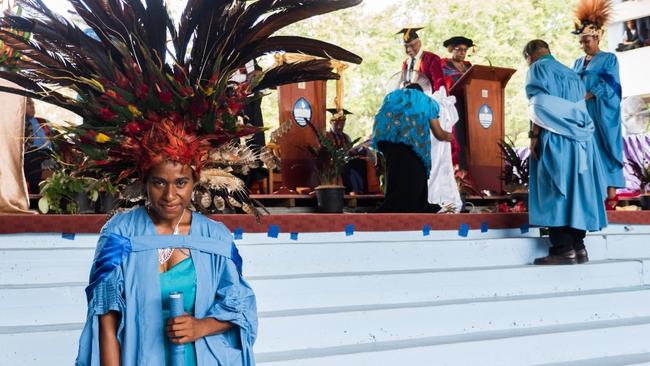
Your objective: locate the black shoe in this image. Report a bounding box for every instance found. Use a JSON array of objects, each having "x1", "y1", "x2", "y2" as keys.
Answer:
[
  {"x1": 533, "y1": 250, "x2": 577, "y2": 265},
  {"x1": 575, "y1": 249, "x2": 589, "y2": 264}
]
